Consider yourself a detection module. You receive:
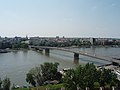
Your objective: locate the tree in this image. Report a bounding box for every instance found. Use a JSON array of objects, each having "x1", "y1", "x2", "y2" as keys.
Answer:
[
  {"x1": 20, "y1": 43, "x2": 28, "y2": 48},
  {"x1": 31, "y1": 66, "x2": 44, "y2": 86},
  {"x1": 26, "y1": 65, "x2": 43, "y2": 86},
  {"x1": 26, "y1": 73, "x2": 36, "y2": 87},
  {"x1": 41, "y1": 62, "x2": 60, "y2": 81},
  {"x1": 64, "y1": 69, "x2": 78, "y2": 90},
  {"x1": 99, "y1": 68, "x2": 118, "y2": 88},
  {"x1": 93, "y1": 82, "x2": 100, "y2": 90},
  {"x1": 0, "y1": 78, "x2": 2, "y2": 90},
  {"x1": 2, "y1": 77, "x2": 11, "y2": 90},
  {"x1": 26, "y1": 62, "x2": 61, "y2": 87},
  {"x1": 82, "y1": 63, "x2": 98, "y2": 89},
  {"x1": 63, "y1": 63, "x2": 119, "y2": 90}
]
